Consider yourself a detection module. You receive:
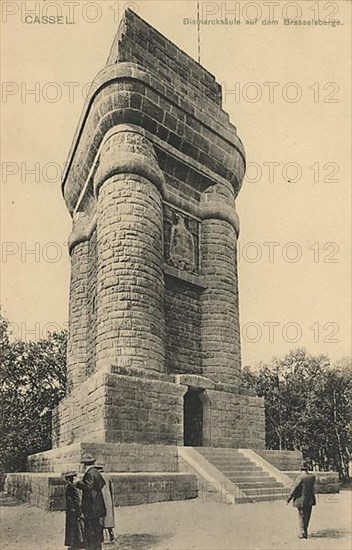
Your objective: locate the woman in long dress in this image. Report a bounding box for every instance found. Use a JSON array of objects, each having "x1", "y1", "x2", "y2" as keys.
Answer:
[{"x1": 63, "y1": 471, "x2": 85, "y2": 550}]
